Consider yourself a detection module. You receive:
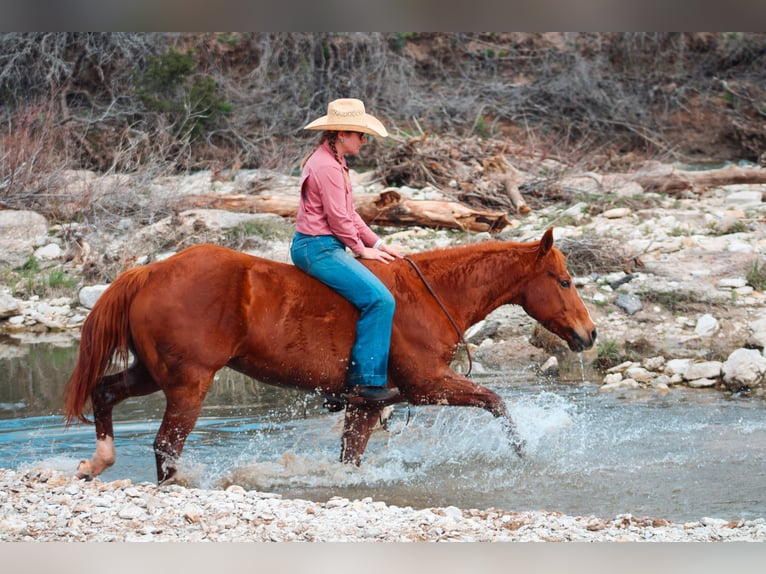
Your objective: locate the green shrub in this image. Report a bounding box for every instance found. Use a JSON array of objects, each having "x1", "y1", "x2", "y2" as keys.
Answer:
[
  {"x1": 593, "y1": 340, "x2": 622, "y2": 371},
  {"x1": 134, "y1": 48, "x2": 231, "y2": 140},
  {"x1": 746, "y1": 256, "x2": 766, "y2": 291}
]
